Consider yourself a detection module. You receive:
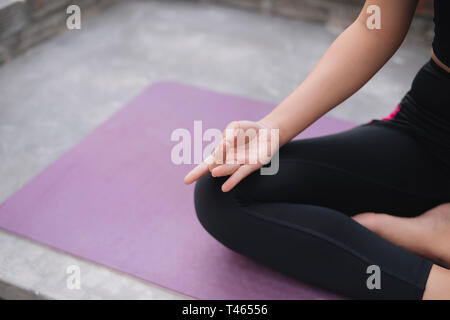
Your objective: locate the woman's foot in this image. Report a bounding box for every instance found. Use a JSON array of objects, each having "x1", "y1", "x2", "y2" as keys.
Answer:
[
  {"x1": 353, "y1": 203, "x2": 450, "y2": 268},
  {"x1": 423, "y1": 264, "x2": 450, "y2": 300}
]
